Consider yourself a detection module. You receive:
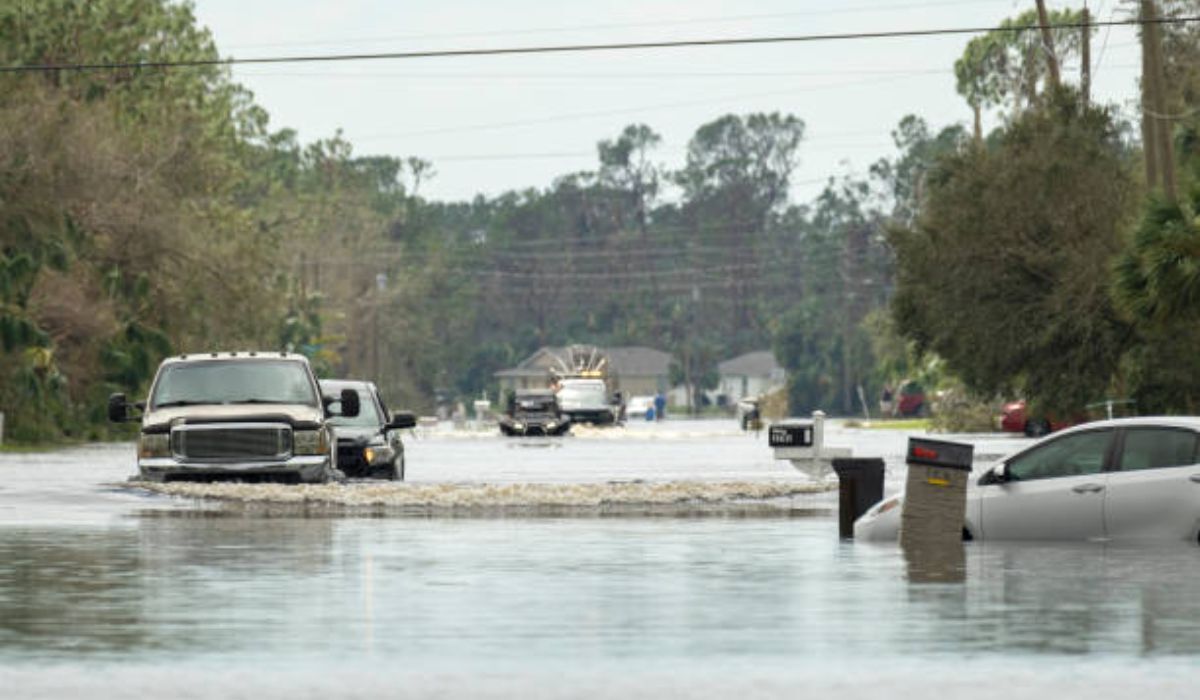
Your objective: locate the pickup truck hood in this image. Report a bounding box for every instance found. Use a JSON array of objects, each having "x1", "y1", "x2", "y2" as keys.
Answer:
[
  {"x1": 142, "y1": 403, "x2": 325, "y2": 433},
  {"x1": 331, "y1": 426, "x2": 384, "y2": 444}
]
